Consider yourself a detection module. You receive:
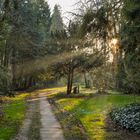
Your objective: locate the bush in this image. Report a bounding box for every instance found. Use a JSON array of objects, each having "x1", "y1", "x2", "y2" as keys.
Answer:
[{"x1": 110, "y1": 104, "x2": 140, "y2": 134}]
